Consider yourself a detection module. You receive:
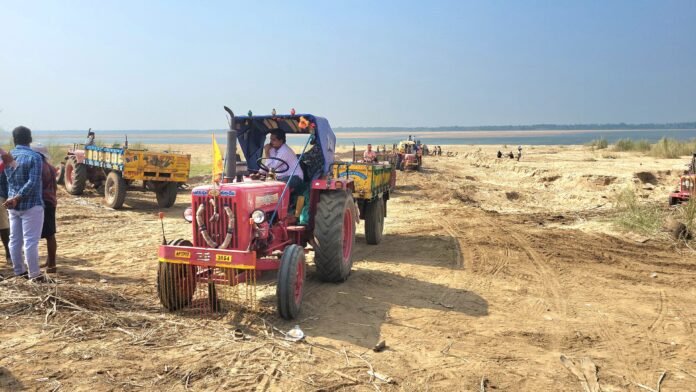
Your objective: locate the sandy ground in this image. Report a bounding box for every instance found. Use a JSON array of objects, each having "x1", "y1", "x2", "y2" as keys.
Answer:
[{"x1": 1, "y1": 144, "x2": 696, "y2": 391}]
